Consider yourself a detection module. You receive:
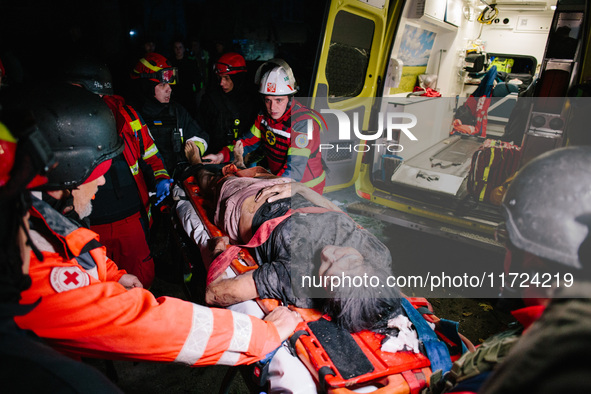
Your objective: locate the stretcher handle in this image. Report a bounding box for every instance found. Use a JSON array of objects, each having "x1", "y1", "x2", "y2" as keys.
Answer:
[
  {"x1": 294, "y1": 337, "x2": 430, "y2": 394},
  {"x1": 328, "y1": 369, "x2": 431, "y2": 394}
]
